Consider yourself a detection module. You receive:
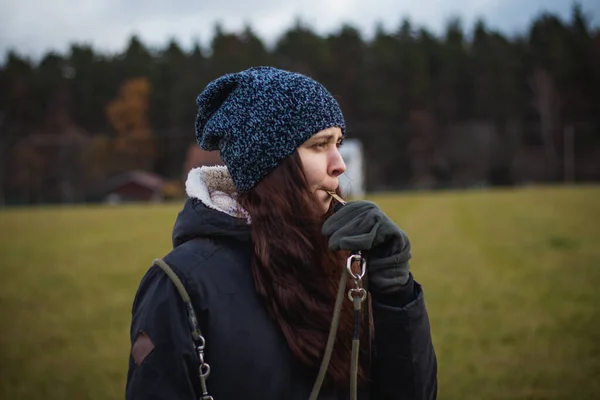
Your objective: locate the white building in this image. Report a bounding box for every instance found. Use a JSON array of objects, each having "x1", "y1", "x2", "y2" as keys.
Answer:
[{"x1": 338, "y1": 139, "x2": 366, "y2": 199}]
